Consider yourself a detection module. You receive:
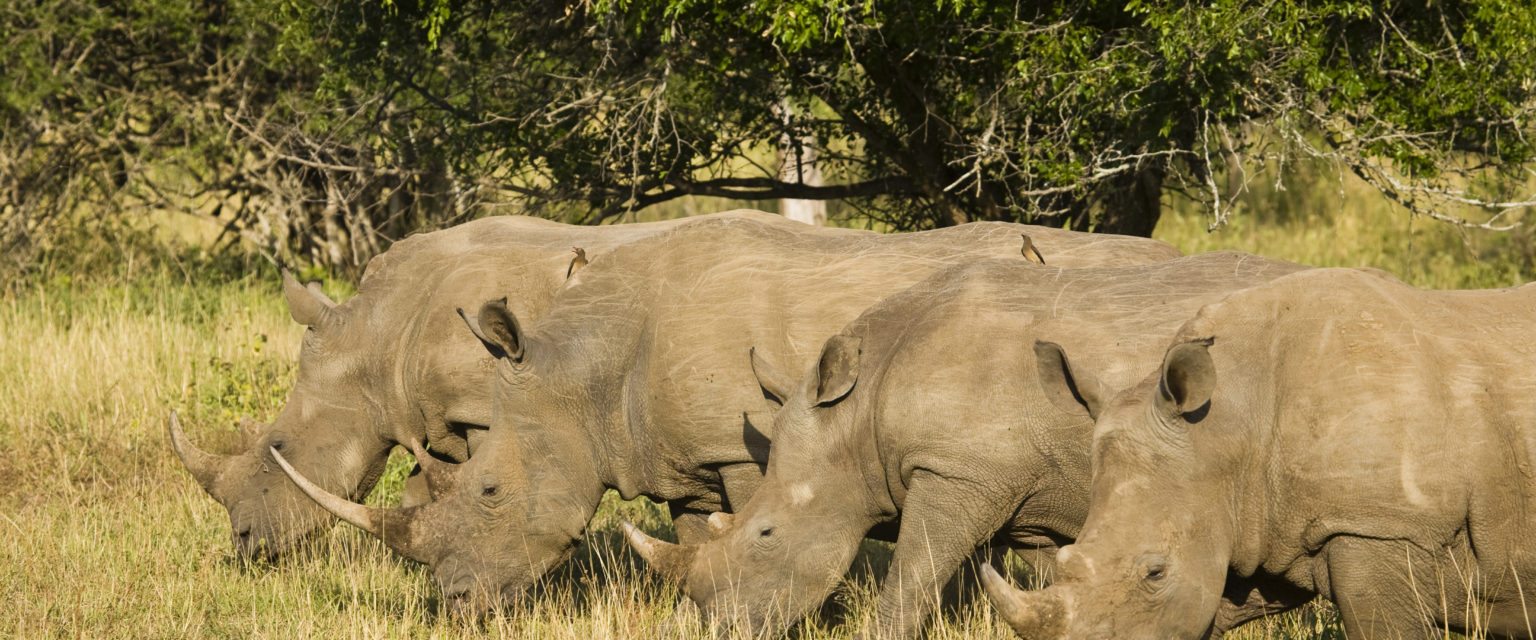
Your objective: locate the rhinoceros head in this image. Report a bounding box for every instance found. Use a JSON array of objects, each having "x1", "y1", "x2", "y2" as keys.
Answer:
[
  {"x1": 170, "y1": 271, "x2": 393, "y2": 559},
  {"x1": 272, "y1": 297, "x2": 595, "y2": 615},
  {"x1": 984, "y1": 339, "x2": 1234, "y2": 640},
  {"x1": 624, "y1": 335, "x2": 877, "y2": 636},
  {"x1": 271, "y1": 433, "x2": 584, "y2": 616}
]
